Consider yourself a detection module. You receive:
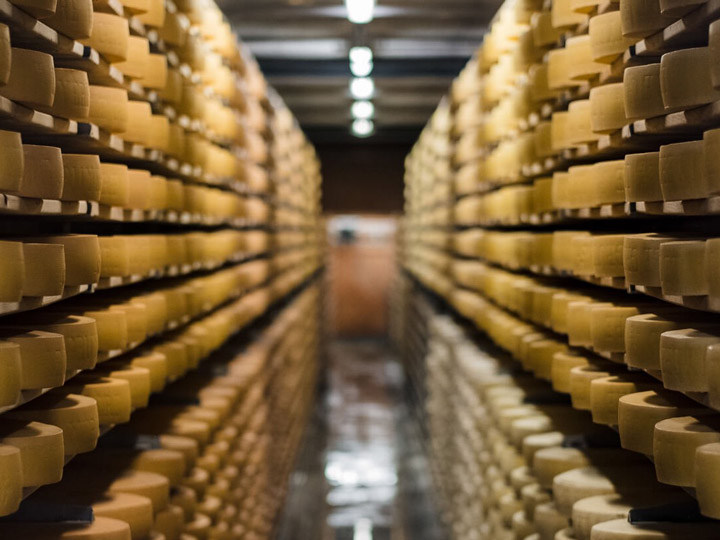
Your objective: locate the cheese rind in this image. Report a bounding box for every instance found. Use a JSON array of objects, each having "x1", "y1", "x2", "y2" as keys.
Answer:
[
  {"x1": 19, "y1": 145, "x2": 64, "y2": 200},
  {"x1": 0, "y1": 444, "x2": 22, "y2": 516},
  {"x1": 0, "y1": 48, "x2": 55, "y2": 107},
  {"x1": 0, "y1": 241, "x2": 24, "y2": 302},
  {"x1": 660, "y1": 47, "x2": 720, "y2": 110},
  {"x1": 654, "y1": 416, "x2": 720, "y2": 486},
  {"x1": 0, "y1": 419, "x2": 64, "y2": 487},
  {"x1": 86, "y1": 86, "x2": 129, "y2": 133},
  {"x1": 43, "y1": 0, "x2": 93, "y2": 39},
  {"x1": 81, "y1": 13, "x2": 129, "y2": 63},
  {"x1": 44, "y1": 68, "x2": 90, "y2": 120}
]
